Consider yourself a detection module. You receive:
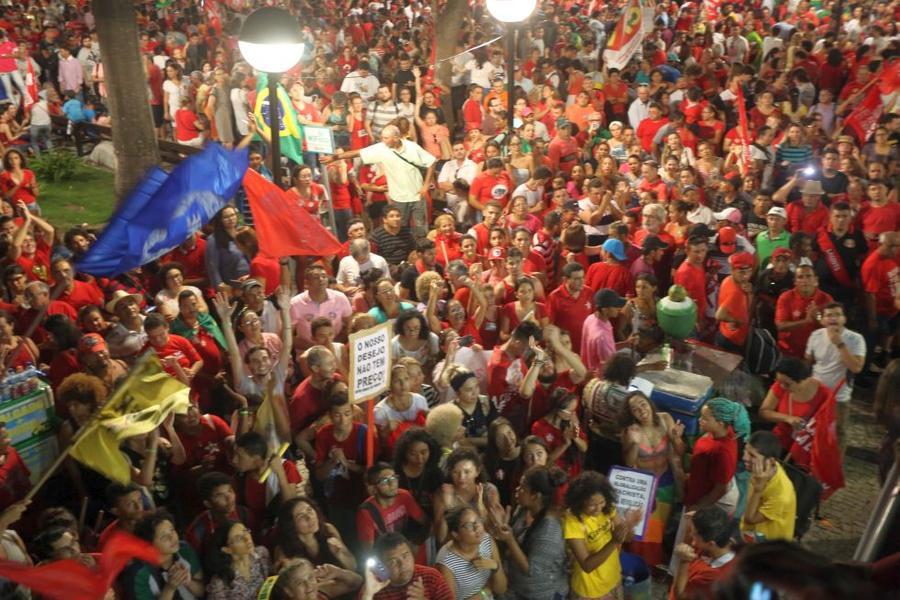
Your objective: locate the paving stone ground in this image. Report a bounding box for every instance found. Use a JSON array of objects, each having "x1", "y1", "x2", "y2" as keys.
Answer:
[{"x1": 646, "y1": 386, "x2": 885, "y2": 599}]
